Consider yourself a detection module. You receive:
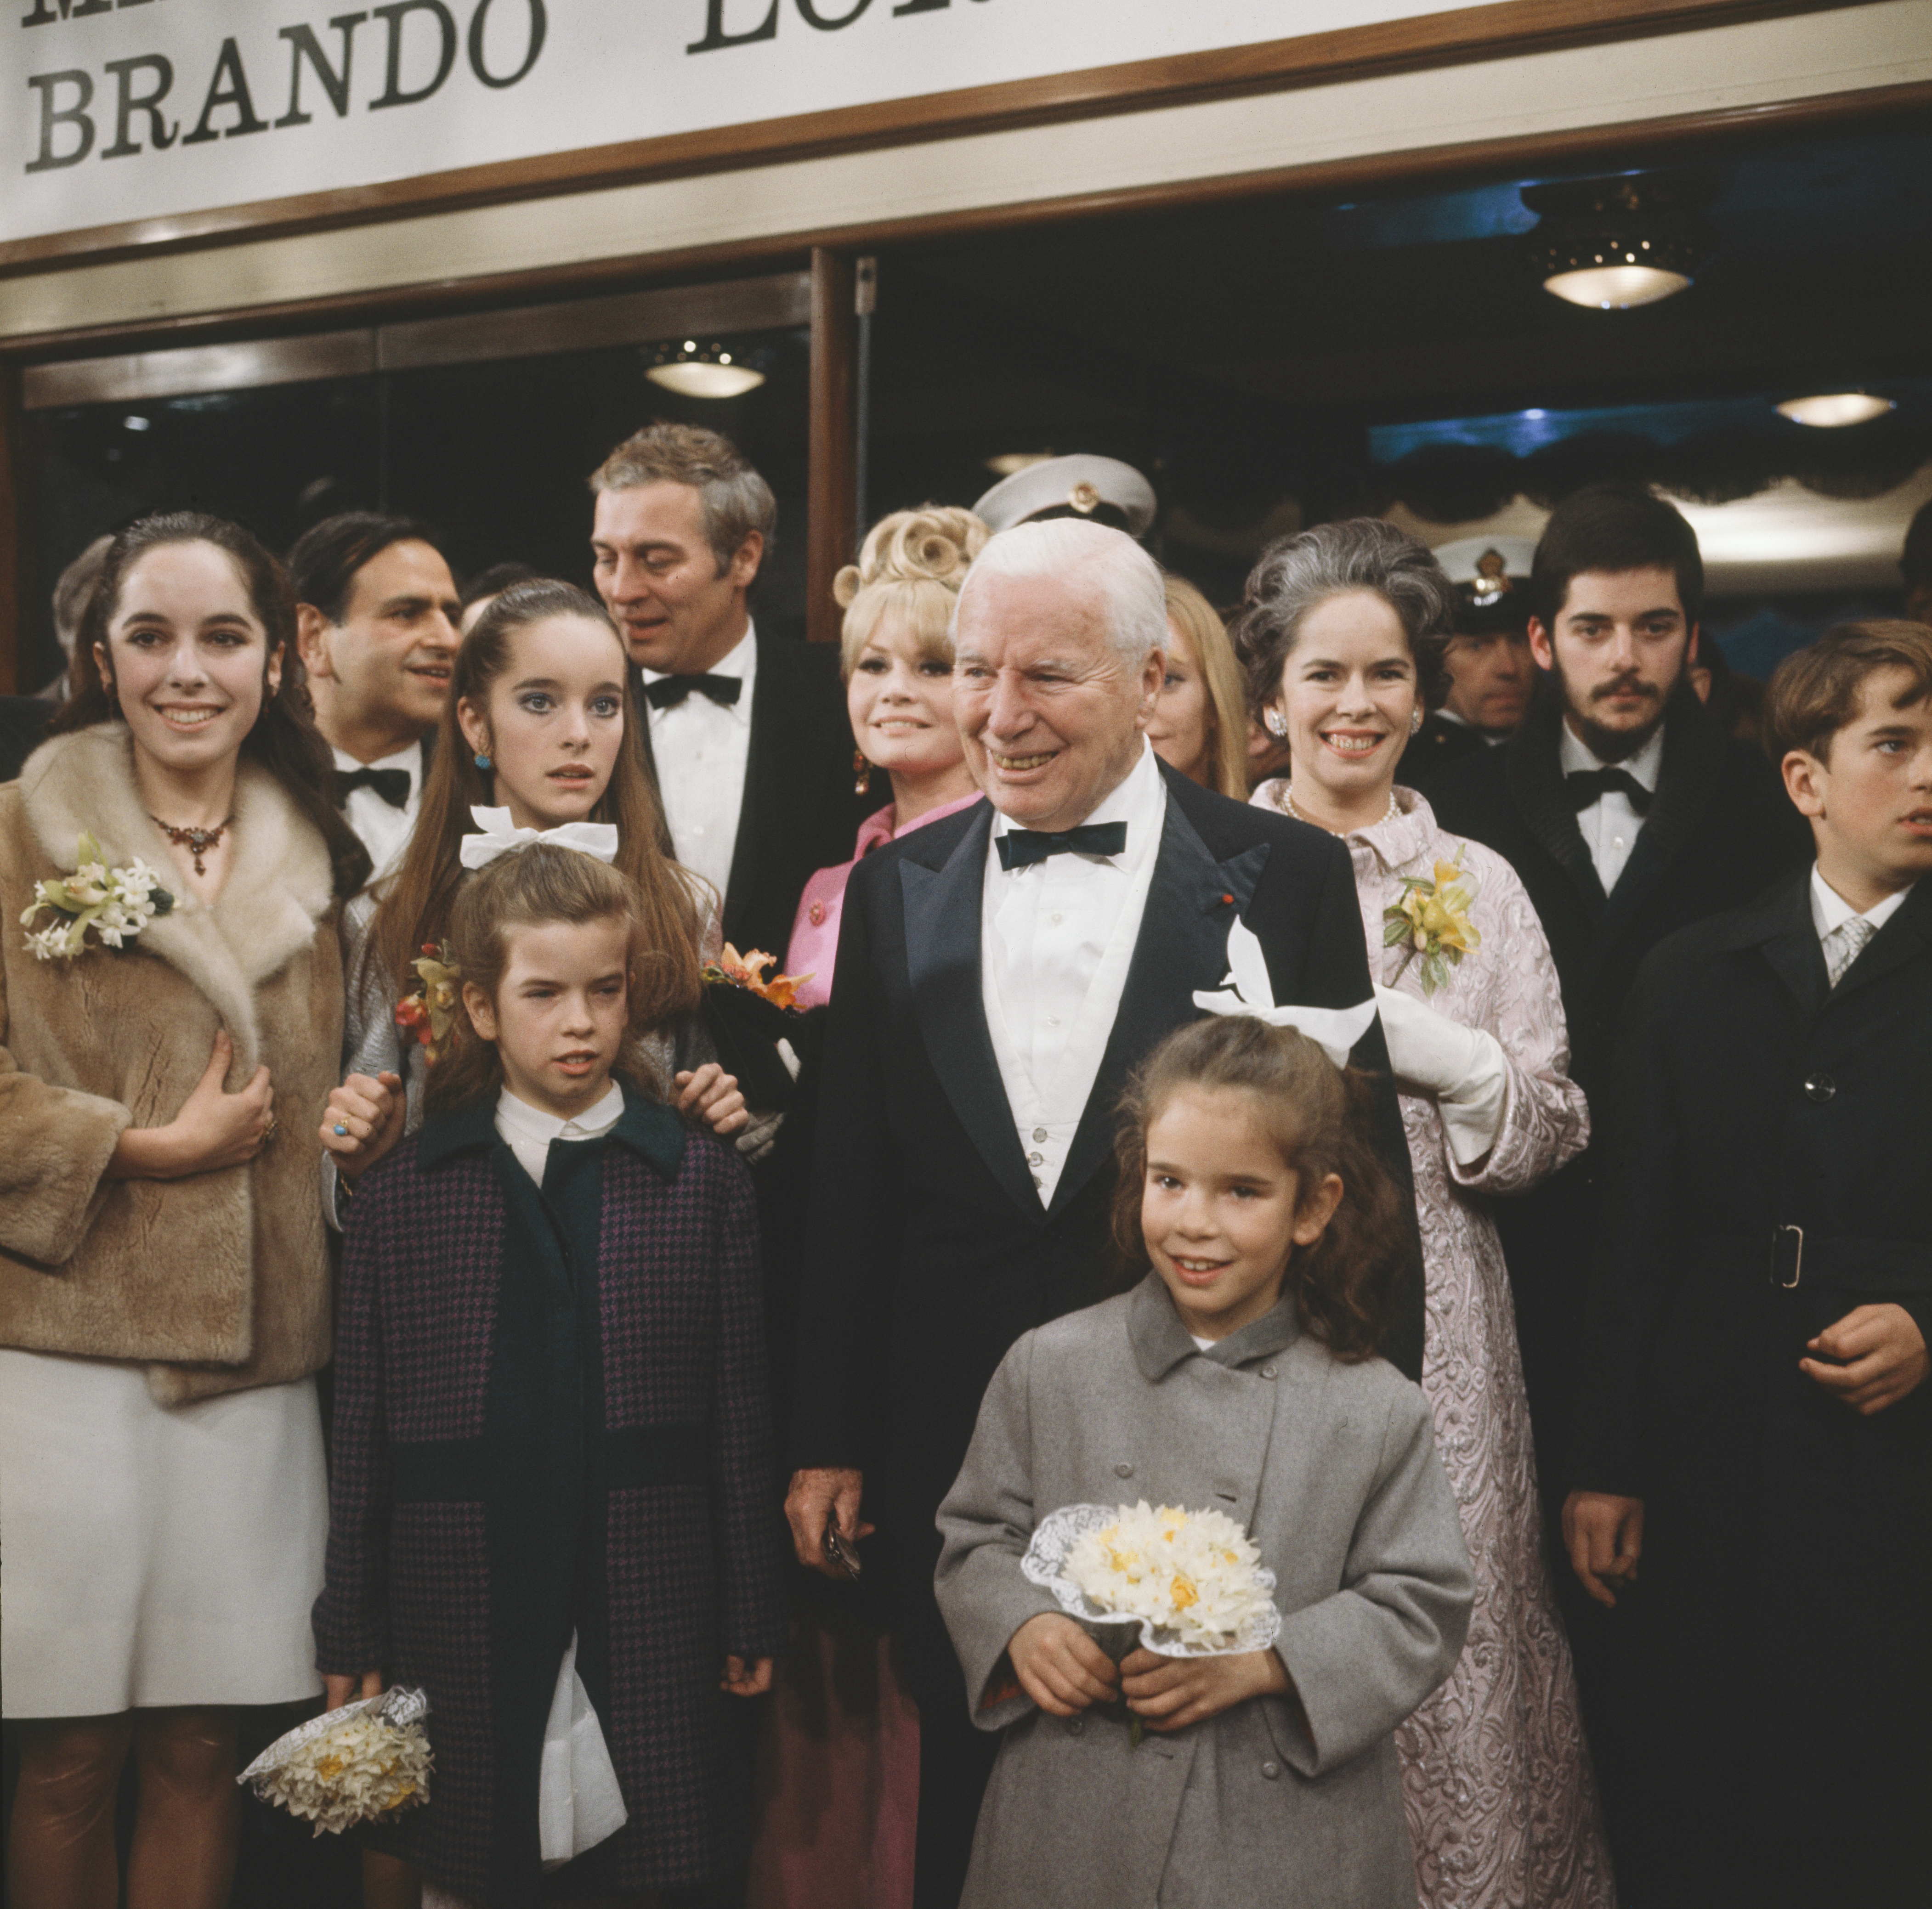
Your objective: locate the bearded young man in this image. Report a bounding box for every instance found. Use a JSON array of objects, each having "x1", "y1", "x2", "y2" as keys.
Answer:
[{"x1": 1428, "y1": 482, "x2": 1809, "y2": 1884}]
